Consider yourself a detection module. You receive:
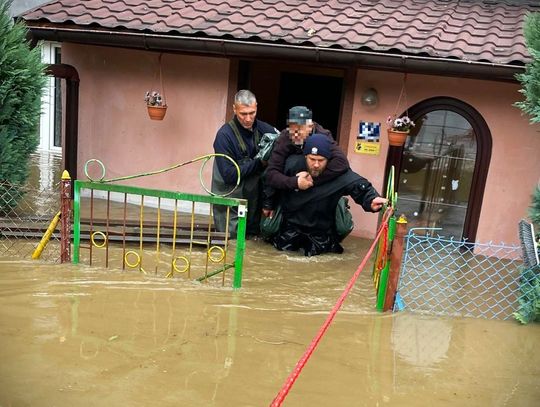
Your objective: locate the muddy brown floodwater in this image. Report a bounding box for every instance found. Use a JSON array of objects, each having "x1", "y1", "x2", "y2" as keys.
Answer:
[{"x1": 1, "y1": 236, "x2": 539, "y2": 407}]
